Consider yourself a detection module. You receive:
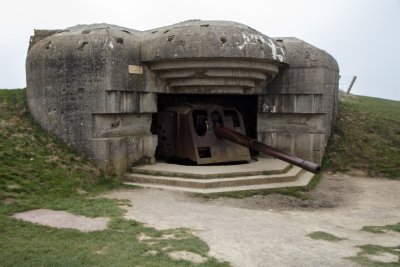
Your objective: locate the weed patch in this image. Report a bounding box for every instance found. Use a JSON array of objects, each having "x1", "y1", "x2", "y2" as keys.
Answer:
[
  {"x1": 347, "y1": 244, "x2": 400, "y2": 266},
  {"x1": 307, "y1": 231, "x2": 345, "y2": 242},
  {"x1": 362, "y1": 223, "x2": 400, "y2": 234}
]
